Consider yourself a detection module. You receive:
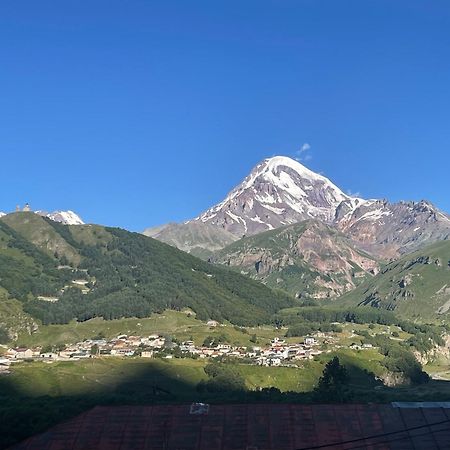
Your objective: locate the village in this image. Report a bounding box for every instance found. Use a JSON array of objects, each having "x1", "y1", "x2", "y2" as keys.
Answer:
[
  {"x1": 0, "y1": 319, "x2": 379, "y2": 375},
  {"x1": 0, "y1": 335, "x2": 322, "y2": 372}
]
